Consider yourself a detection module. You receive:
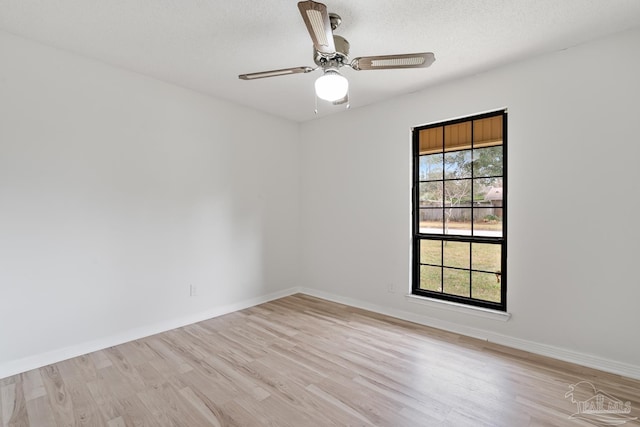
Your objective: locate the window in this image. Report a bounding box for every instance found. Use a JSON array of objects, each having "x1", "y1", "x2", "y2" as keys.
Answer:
[{"x1": 412, "y1": 110, "x2": 507, "y2": 311}]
